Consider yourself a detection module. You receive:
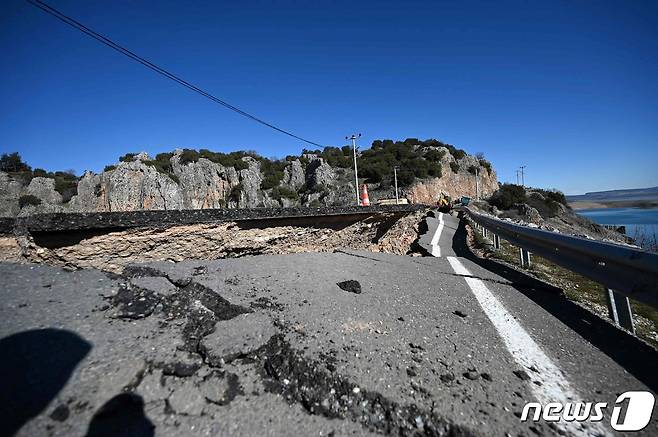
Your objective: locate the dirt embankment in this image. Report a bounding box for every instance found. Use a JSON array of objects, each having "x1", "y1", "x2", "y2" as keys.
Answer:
[{"x1": 0, "y1": 210, "x2": 428, "y2": 273}]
